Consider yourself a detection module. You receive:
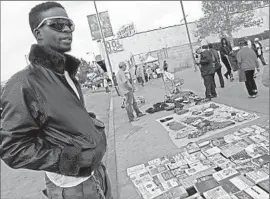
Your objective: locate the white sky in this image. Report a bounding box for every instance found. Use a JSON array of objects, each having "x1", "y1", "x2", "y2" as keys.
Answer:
[{"x1": 1, "y1": 1, "x2": 203, "y2": 81}]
